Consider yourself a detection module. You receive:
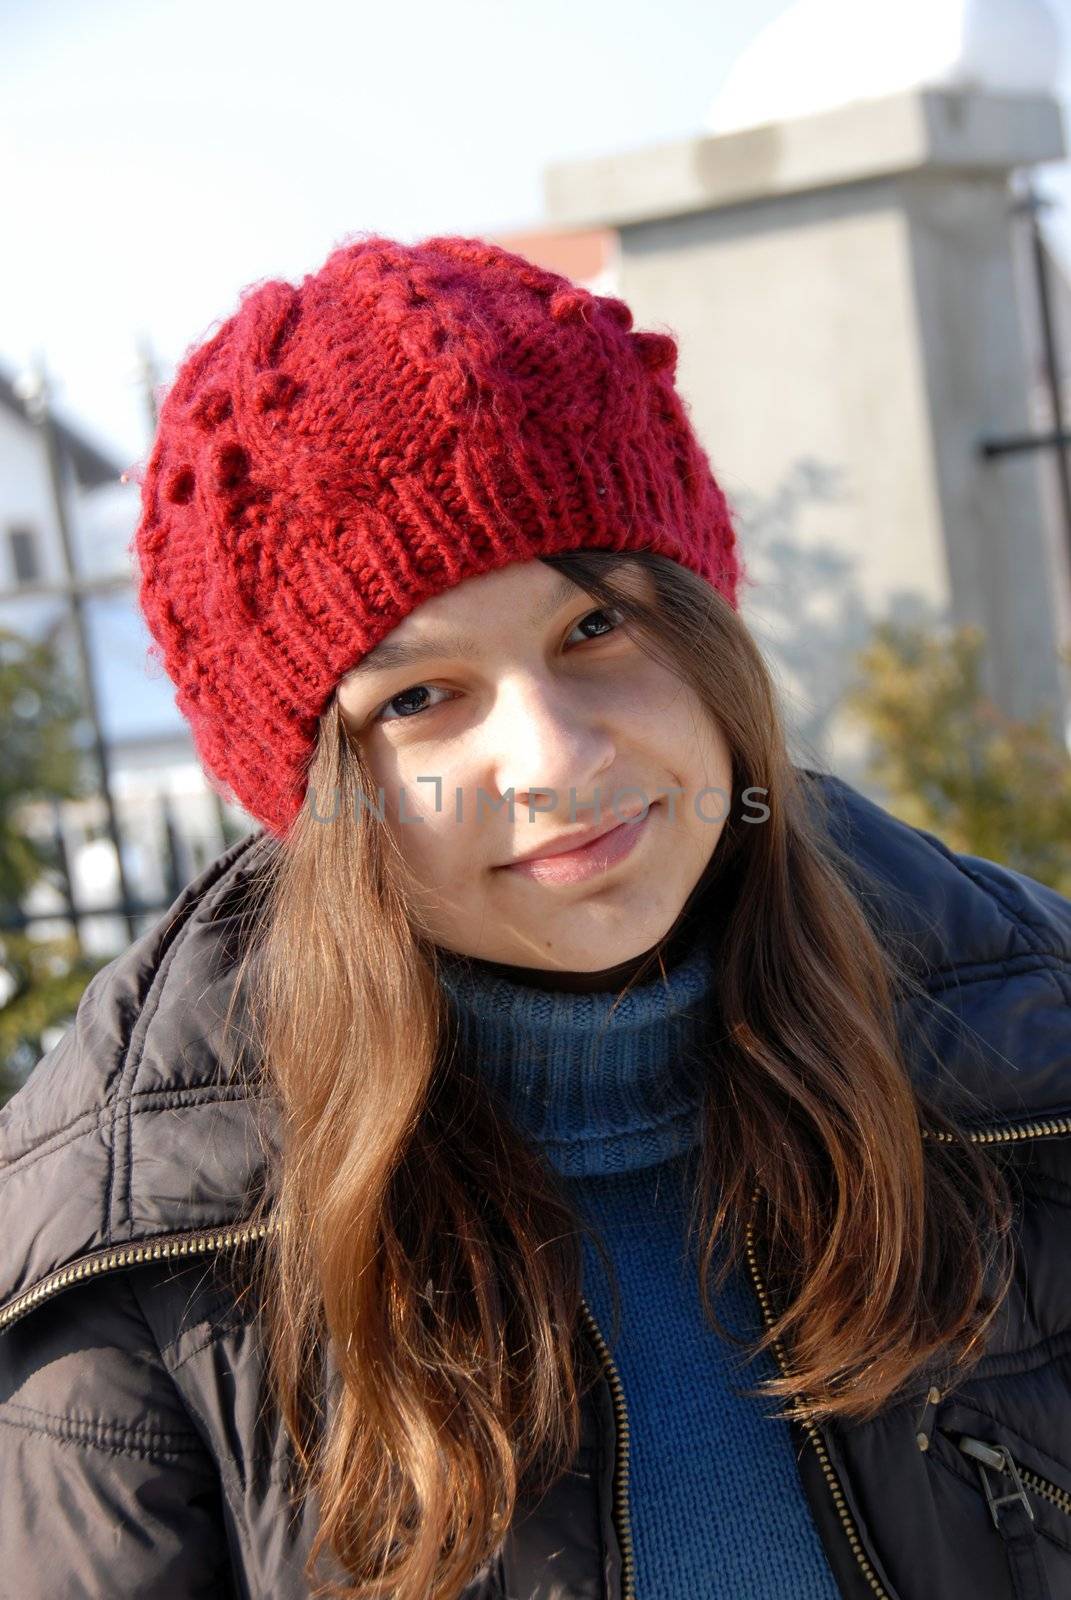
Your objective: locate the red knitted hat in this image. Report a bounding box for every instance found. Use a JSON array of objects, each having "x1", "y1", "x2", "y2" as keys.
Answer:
[{"x1": 131, "y1": 233, "x2": 747, "y2": 840}]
